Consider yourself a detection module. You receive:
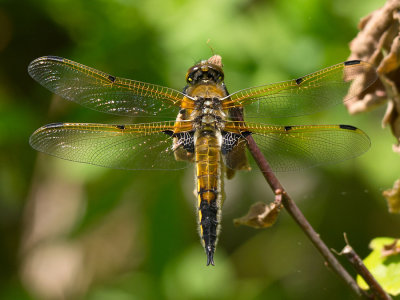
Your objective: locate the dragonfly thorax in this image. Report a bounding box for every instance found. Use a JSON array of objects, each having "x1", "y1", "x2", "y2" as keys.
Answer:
[
  {"x1": 194, "y1": 97, "x2": 222, "y2": 110},
  {"x1": 191, "y1": 97, "x2": 226, "y2": 129}
]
